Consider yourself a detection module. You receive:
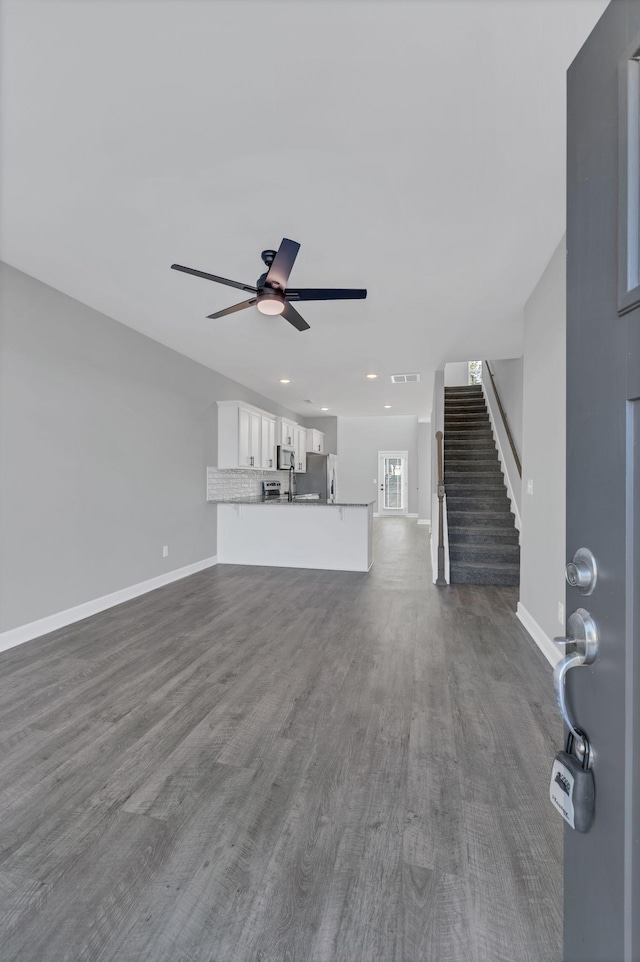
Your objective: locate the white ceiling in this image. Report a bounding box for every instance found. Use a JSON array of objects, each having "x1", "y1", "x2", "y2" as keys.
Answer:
[{"x1": 0, "y1": 0, "x2": 608, "y2": 418}]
